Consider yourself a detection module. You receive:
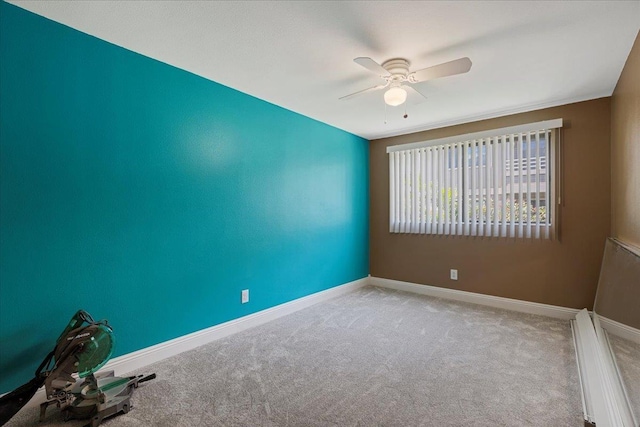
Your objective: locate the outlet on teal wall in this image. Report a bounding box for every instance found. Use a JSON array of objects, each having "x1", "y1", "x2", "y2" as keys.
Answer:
[{"x1": 0, "y1": 2, "x2": 369, "y2": 393}]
